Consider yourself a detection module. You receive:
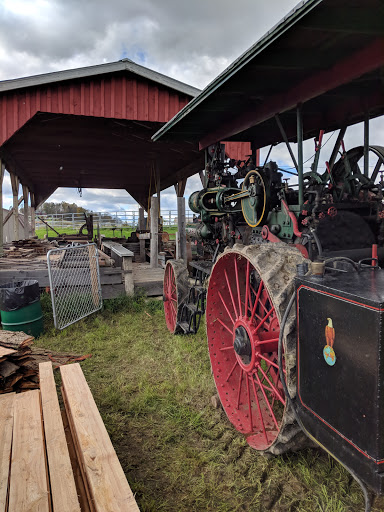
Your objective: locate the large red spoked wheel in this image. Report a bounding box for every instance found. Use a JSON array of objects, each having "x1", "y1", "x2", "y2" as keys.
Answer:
[
  {"x1": 206, "y1": 244, "x2": 309, "y2": 455},
  {"x1": 163, "y1": 260, "x2": 189, "y2": 334}
]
